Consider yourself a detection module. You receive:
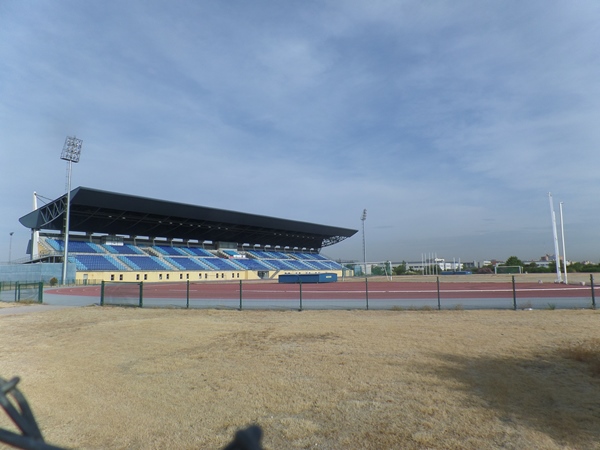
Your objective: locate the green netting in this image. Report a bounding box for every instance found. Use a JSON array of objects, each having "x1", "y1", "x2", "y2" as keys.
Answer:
[{"x1": 101, "y1": 282, "x2": 142, "y2": 307}]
